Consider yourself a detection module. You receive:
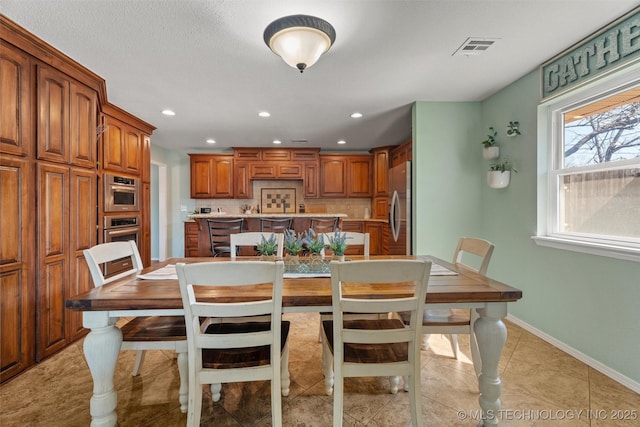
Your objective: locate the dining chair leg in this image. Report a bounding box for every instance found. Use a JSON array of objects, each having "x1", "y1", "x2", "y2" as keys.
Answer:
[
  {"x1": 177, "y1": 349, "x2": 188, "y2": 413},
  {"x1": 408, "y1": 370, "x2": 422, "y2": 427},
  {"x1": 211, "y1": 383, "x2": 222, "y2": 402},
  {"x1": 421, "y1": 333, "x2": 430, "y2": 350},
  {"x1": 271, "y1": 356, "x2": 283, "y2": 427},
  {"x1": 281, "y1": 342, "x2": 291, "y2": 397},
  {"x1": 390, "y1": 376, "x2": 401, "y2": 394},
  {"x1": 448, "y1": 334, "x2": 460, "y2": 359},
  {"x1": 333, "y1": 366, "x2": 344, "y2": 427},
  {"x1": 131, "y1": 350, "x2": 146, "y2": 376},
  {"x1": 320, "y1": 335, "x2": 334, "y2": 395},
  {"x1": 187, "y1": 382, "x2": 204, "y2": 427}
]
